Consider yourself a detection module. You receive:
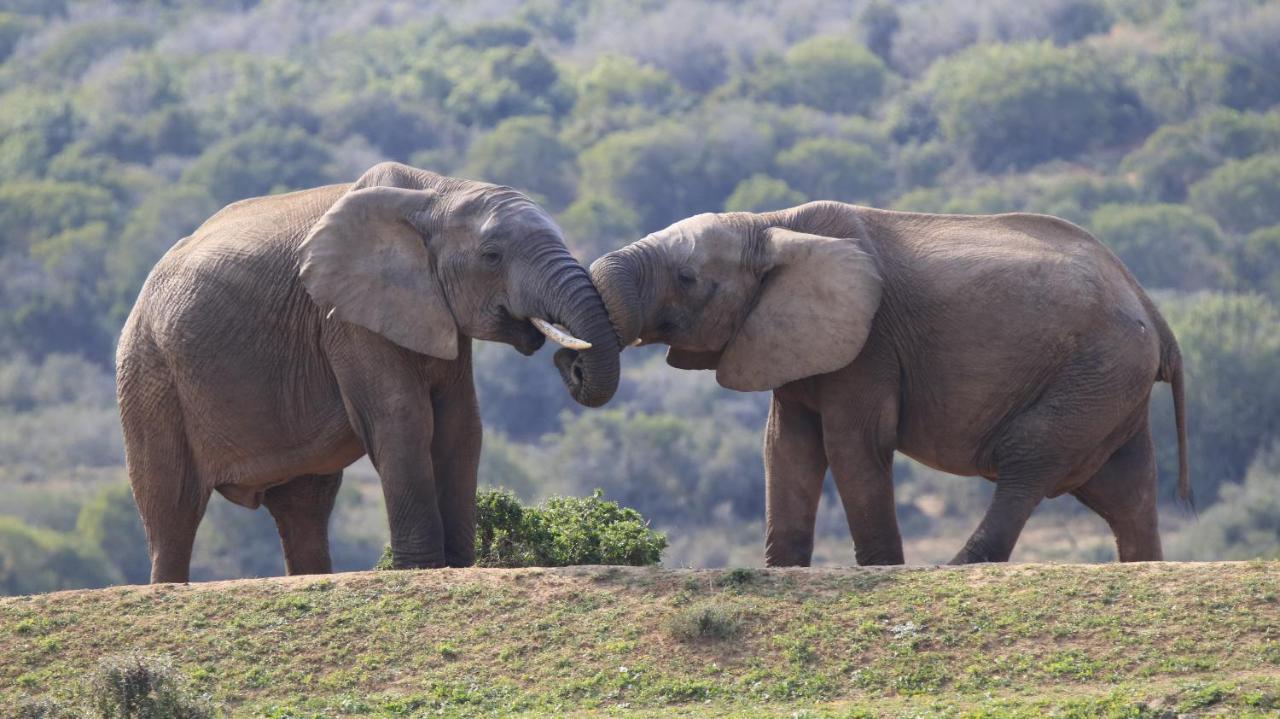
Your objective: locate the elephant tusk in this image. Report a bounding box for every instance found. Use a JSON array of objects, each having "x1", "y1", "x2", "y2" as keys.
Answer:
[
  {"x1": 530, "y1": 317, "x2": 592, "y2": 350},
  {"x1": 630, "y1": 338, "x2": 643, "y2": 347}
]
